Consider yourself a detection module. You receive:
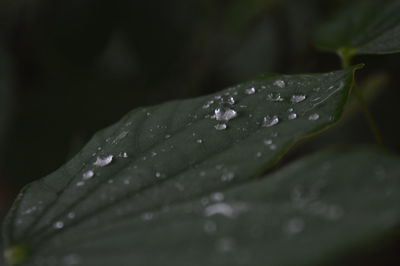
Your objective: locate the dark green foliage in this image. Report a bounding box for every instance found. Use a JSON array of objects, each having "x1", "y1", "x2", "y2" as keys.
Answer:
[
  {"x1": 315, "y1": 0, "x2": 400, "y2": 55},
  {"x1": 1, "y1": 0, "x2": 400, "y2": 265}
]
